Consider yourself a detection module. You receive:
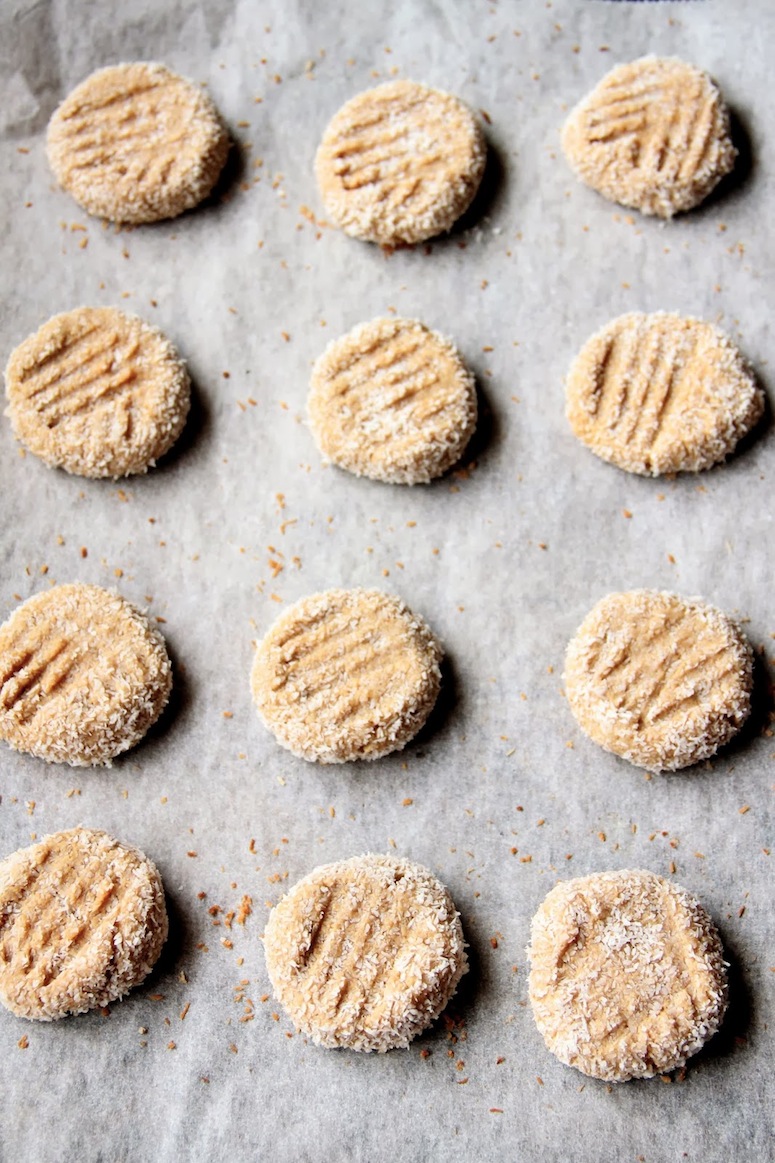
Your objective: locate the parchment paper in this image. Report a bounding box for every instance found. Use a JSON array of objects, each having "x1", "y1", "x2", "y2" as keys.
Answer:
[{"x1": 0, "y1": 2, "x2": 772, "y2": 1160}]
